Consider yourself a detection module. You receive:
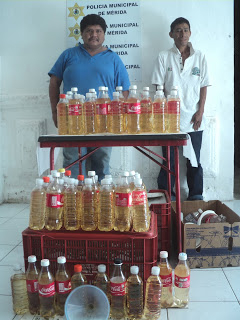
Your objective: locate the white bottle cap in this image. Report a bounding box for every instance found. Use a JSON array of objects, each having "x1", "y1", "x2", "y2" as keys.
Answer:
[
  {"x1": 89, "y1": 88, "x2": 95, "y2": 93},
  {"x1": 28, "y1": 255, "x2": 36, "y2": 263},
  {"x1": 101, "y1": 178, "x2": 111, "y2": 185},
  {"x1": 172, "y1": 85, "x2": 178, "y2": 90},
  {"x1": 171, "y1": 89, "x2": 178, "y2": 96},
  {"x1": 51, "y1": 170, "x2": 58, "y2": 175},
  {"x1": 52, "y1": 171, "x2": 60, "y2": 178},
  {"x1": 135, "y1": 173, "x2": 141, "y2": 179},
  {"x1": 113, "y1": 92, "x2": 119, "y2": 97},
  {"x1": 86, "y1": 92, "x2": 92, "y2": 98},
  {"x1": 85, "y1": 178, "x2": 92, "y2": 185},
  {"x1": 116, "y1": 86, "x2": 123, "y2": 91},
  {"x1": 129, "y1": 170, "x2": 135, "y2": 176},
  {"x1": 68, "y1": 178, "x2": 75, "y2": 185},
  {"x1": 41, "y1": 259, "x2": 50, "y2": 267},
  {"x1": 156, "y1": 90, "x2": 164, "y2": 96},
  {"x1": 123, "y1": 171, "x2": 129, "y2": 177},
  {"x1": 105, "y1": 174, "x2": 112, "y2": 179},
  {"x1": 99, "y1": 86, "x2": 105, "y2": 91},
  {"x1": 160, "y1": 251, "x2": 168, "y2": 258},
  {"x1": 179, "y1": 252, "x2": 187, "y2": 261},
  {"x1": 157, "y1": 85, "x2": 164, "y2": 90},
  {"x1": 36, "y1": 178, "x2": 43, "y2": 185},
  {"x1": 135, "y1": 178, "x2": 142, "y2": 186},
  {"x1": 98, "y1": 264, "x2": 106, "y2": 273},
  {"x1": 130, "y1": 266, "x2": 139, "y2": 275},
  {"x1": 151, "y1": 266, "x2": 160, "y2": 276},
  {"x1": 143, "y1": 87, "x2": 149, "y2": 91},
  {"x1": 130, "y1": 85, "x2": 137, "y2": 90},
  {"x1": 57, "y1": 256, "x2": 66, "y2": 264},
  {"x1": 88, "y1": 171, "x2": 96, "y2": 177},
  {"x1": 71, "y1": 87, "x2": 78, "y2": 92}
]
